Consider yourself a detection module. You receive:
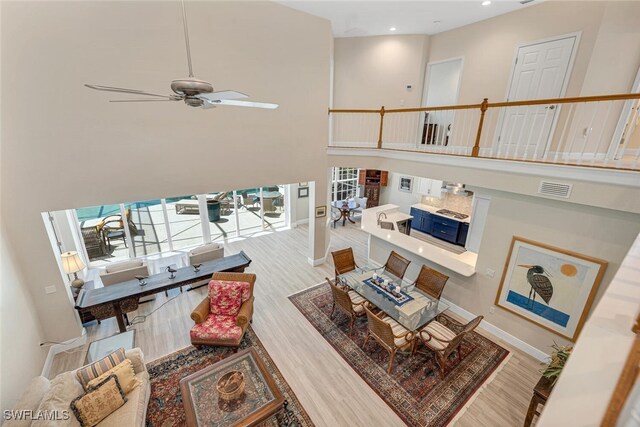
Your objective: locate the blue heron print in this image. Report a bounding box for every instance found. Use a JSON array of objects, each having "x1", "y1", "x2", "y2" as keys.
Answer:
[{"x1": 518, "y1": 264, "x2": 553, "y2": 307}]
